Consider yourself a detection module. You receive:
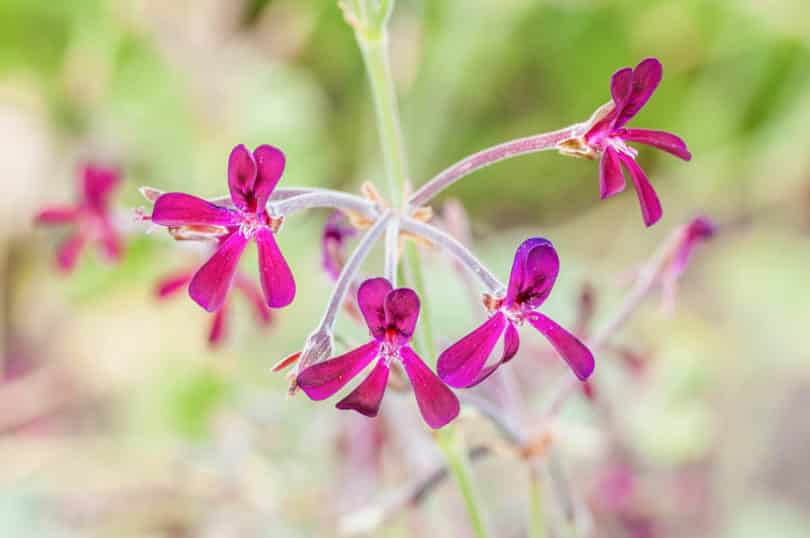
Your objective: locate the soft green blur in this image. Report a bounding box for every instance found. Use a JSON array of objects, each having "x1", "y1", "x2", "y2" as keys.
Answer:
[{"x1": 1, "y1": 0, "x2": 809, "y2": 536}]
